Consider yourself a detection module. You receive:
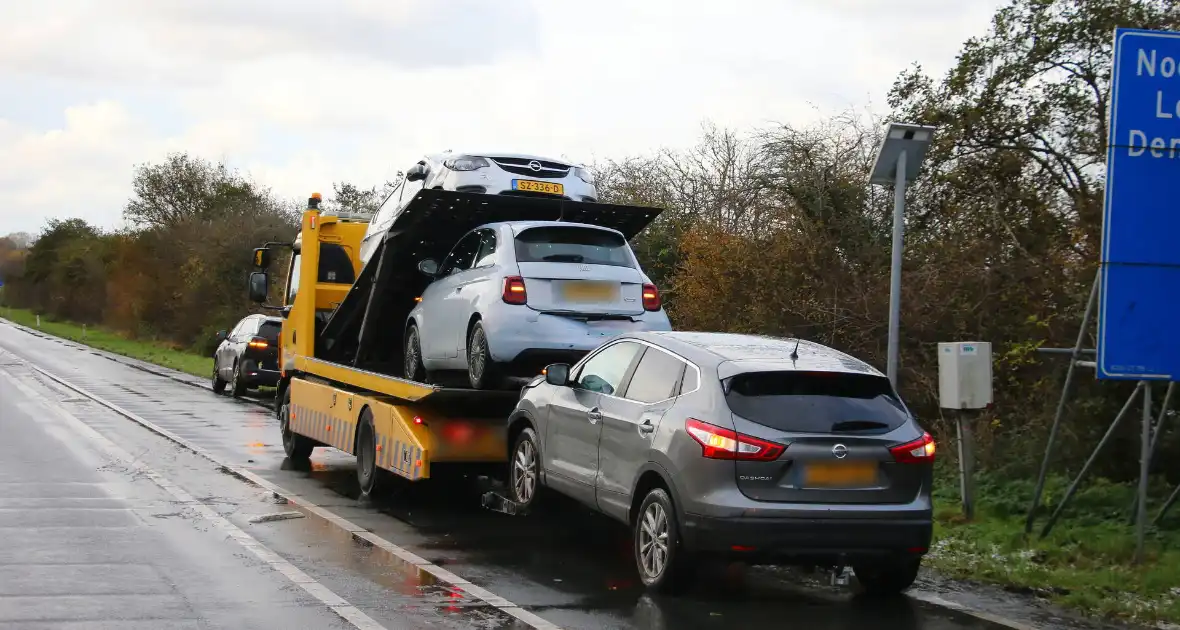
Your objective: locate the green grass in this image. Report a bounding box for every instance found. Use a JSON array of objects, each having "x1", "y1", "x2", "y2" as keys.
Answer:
[
  {"x1": 0, "y1": 307, "x2": 210, "y2": 379},
  {"x1": 929, "y1": 468, "x2": 1180, "y2": 625}
]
